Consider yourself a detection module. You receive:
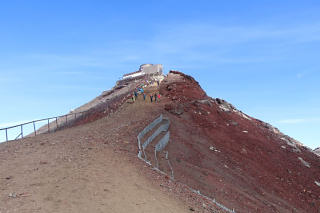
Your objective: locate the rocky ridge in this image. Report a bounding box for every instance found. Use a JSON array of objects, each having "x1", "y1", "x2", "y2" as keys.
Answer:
[
  {"x1": 1, "y1": 70, "x2": 319, "y2": 213},
  {"x1": 157, "y1": 71, "x2": 320, "y2": 212}
]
